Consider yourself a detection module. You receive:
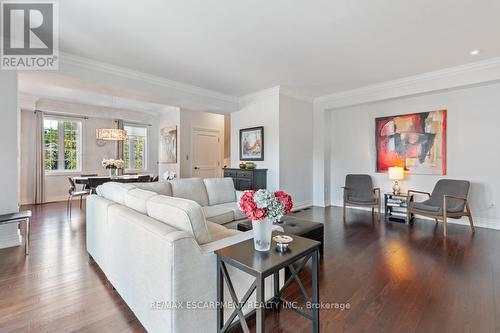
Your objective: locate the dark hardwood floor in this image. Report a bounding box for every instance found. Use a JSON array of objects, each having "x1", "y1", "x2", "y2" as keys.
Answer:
[{"x1": 1, "y1": 201, "x2": 499, "y2": 332}]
